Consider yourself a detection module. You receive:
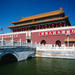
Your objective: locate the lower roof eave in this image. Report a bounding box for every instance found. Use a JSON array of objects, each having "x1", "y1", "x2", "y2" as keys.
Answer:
[{"x1": 8, "y1": 16, "x2": 68, "y2": 29}]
